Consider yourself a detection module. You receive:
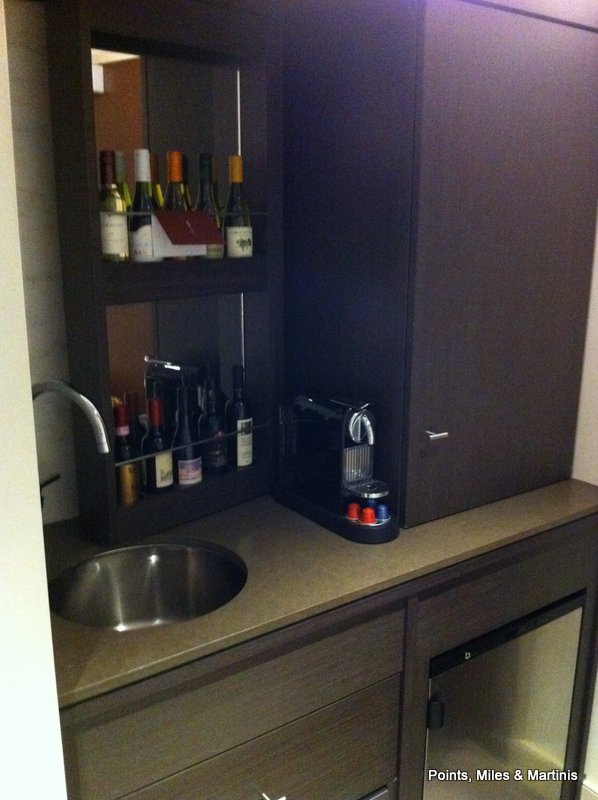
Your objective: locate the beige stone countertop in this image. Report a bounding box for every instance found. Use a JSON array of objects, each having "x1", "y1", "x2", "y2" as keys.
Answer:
[{"x1": 45, "y1": 479, "x2": 598, "y2": 708}]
